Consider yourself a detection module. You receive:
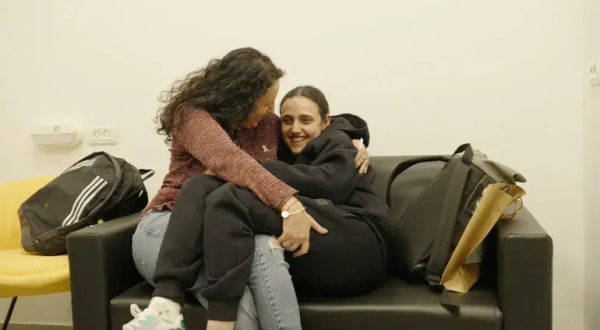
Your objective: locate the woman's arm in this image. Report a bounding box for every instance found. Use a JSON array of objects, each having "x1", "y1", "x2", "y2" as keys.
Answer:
[{"x1": 178, "y1": 108, "x2": 297, "y2": 210}]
